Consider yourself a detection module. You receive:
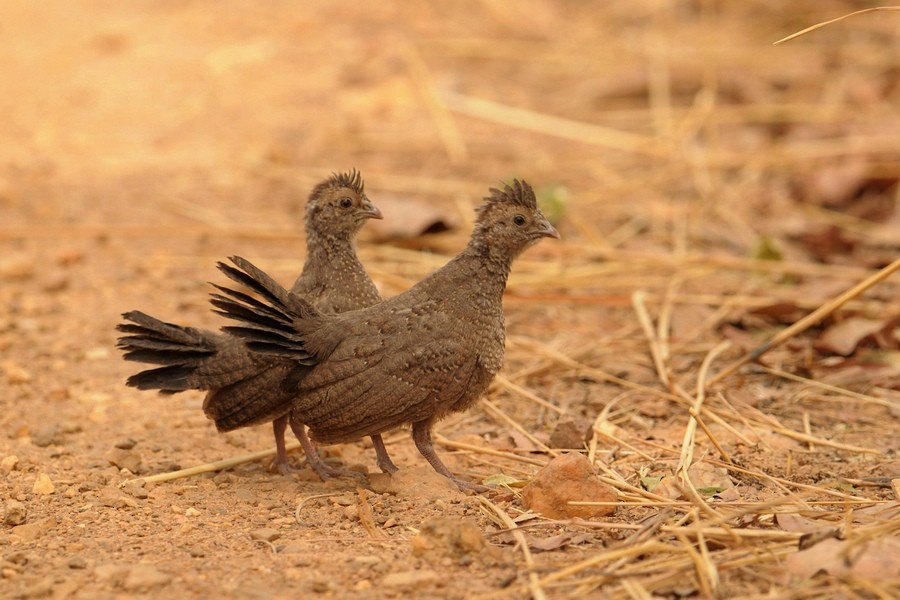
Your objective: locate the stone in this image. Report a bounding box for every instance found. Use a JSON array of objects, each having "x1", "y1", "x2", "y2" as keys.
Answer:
[
  {"x1": 103, "y1": 448, "x2": 142, "y2": 474},
  {"x1": 1, "y1": 455, "x2": 18, "y2": 472},
  {"x1": 11, "y1": 517, "x2": 53, "y2": 542},
  {"x1": 522, "y1": 453, "x2": 617, "y2": 519},
  {"x1": 4, "y1": 499, "x2": 26, "y2": 526},
  {"x1": 31, "y1": 426, "x2": 60, "y2": 448},
  {"x1": 121, "y1": 479, "x2": 148, "y2": 499},
  {"x1": 549, "y1": 416, "x2": 593, "y2": 449},
  {"x1": 250, "y1": 528, "x2": 280, "y2": 542},
  {"x1": 114, "y1": 438, "x2": 137, "y2": 450},
  {"x1": 32, "y1": 473, "x2": 55, "y2": 495},
  {"x1": 2, "y1": 360, "x2": 32, "y2": 384}
]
